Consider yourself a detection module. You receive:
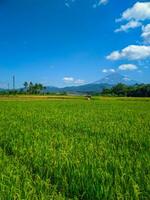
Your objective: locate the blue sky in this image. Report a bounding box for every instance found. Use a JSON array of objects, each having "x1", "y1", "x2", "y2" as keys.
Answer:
[{"x1": 0, "y1": 0, "x2": 150, "y2": 88}]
